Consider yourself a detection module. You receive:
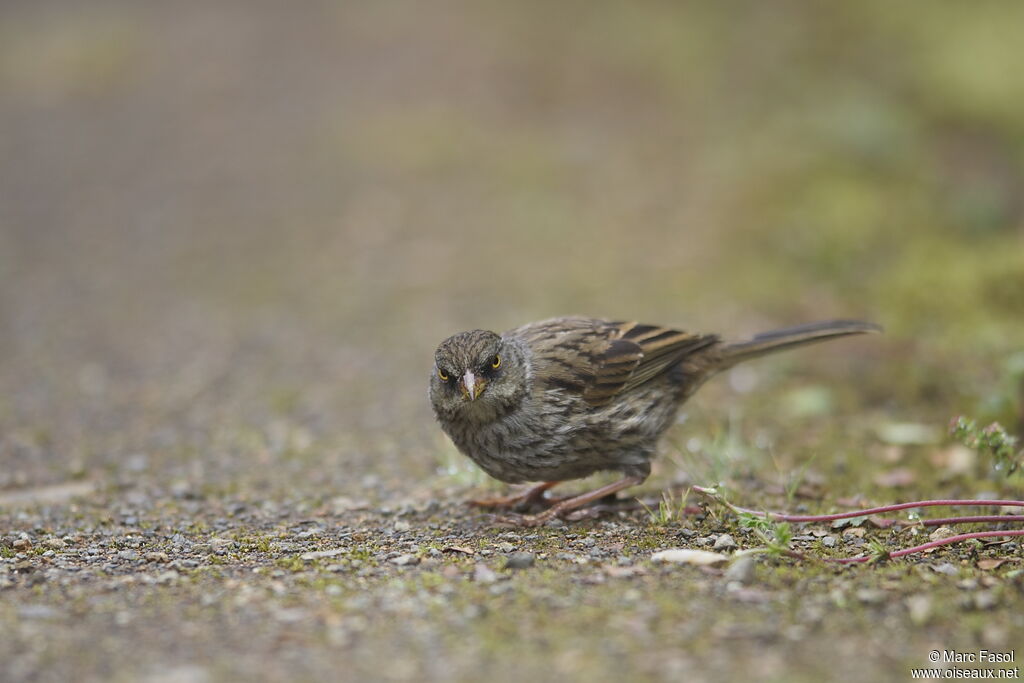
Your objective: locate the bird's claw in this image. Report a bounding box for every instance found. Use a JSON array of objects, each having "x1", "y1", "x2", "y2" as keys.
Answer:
[{"x1": 492, "y1": 510, "x2": 558, "y2": 527}]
